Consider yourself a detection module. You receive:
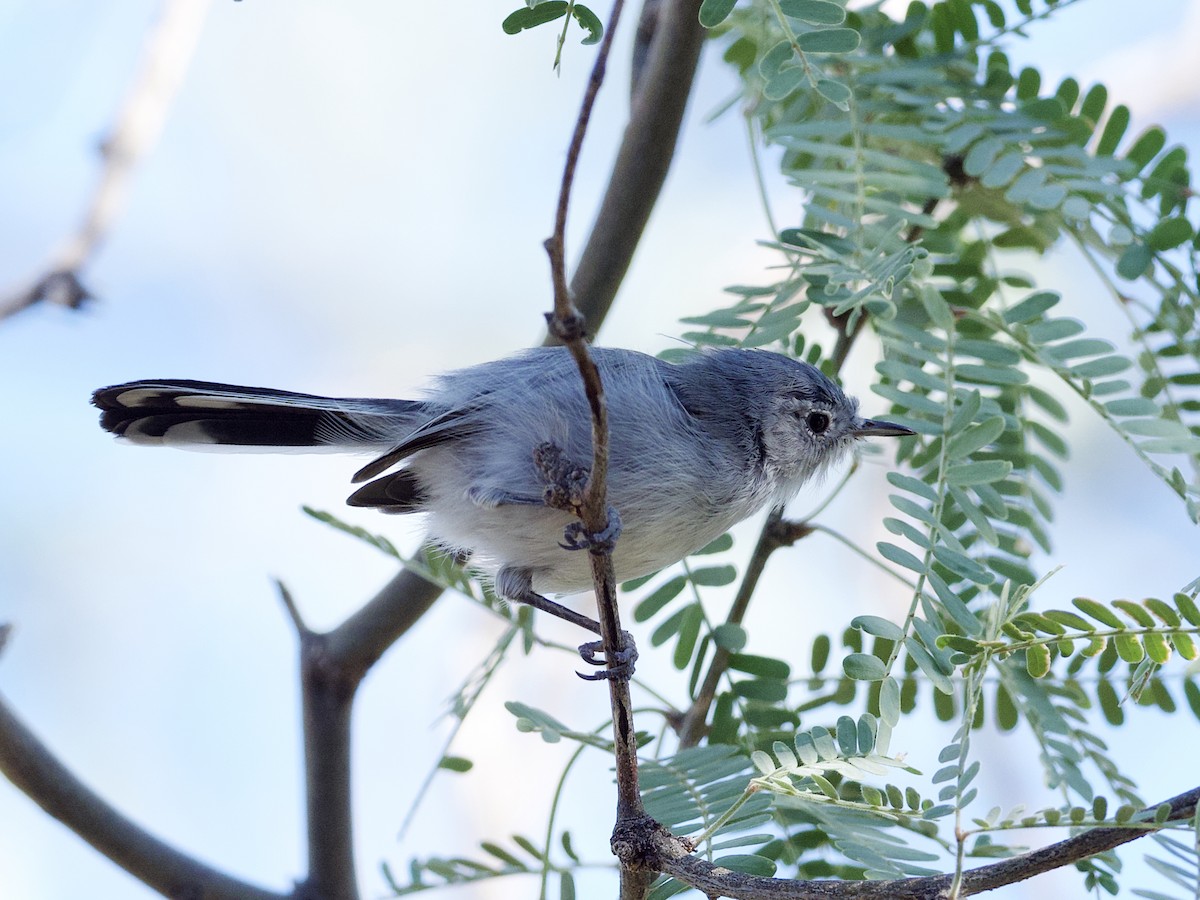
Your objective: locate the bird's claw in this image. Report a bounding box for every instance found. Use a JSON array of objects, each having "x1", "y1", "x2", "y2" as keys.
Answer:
[
  {"x1": 576, "y1": 631, "x2": 638, "y2": 682},
  {"x1": 560, "y1": 506, "x2": 622, "y2": 553}
]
